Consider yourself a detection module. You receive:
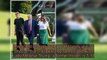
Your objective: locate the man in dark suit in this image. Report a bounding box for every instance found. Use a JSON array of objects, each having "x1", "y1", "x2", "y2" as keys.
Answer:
[{"x1": 24, "y1": 14, "x2": 38, "y2": 51}]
